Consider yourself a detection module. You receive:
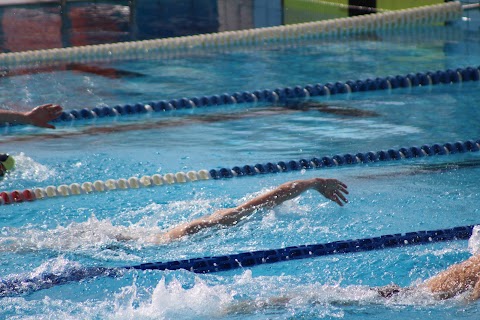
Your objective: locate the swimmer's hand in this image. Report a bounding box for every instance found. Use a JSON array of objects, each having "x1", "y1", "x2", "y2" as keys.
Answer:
[
  {"x1": 26, "y1": 104, "x2": 63, "y2": 129},
  {"x1": 311, "y1": 178, "x2": 348, "y2": 206}
]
